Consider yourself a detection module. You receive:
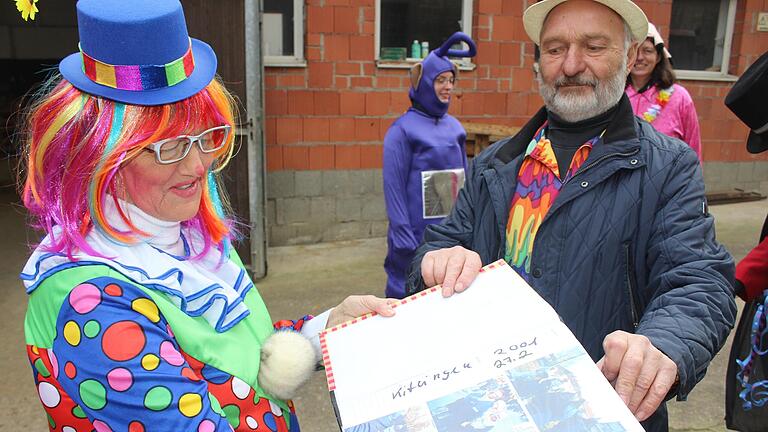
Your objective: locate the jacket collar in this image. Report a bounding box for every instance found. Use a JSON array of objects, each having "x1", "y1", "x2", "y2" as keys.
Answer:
[{"x1": 495, "y1": 94, "x2": 640, "y2": 164}]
